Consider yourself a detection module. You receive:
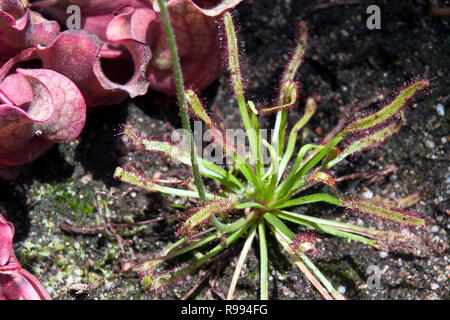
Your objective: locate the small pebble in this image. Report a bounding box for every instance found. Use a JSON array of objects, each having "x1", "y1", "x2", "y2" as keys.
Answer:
[
  {"x1": 430, "y1": 283, "x2": 440, "y2": 291},
  {"x1": 425, "y1": 140, "x2": 435, "y2": 149},
  {"x1": 380, "y1": 251, "x2": 388, "y2": 258},
  {"x1": 436, "y1": 103, "x2": 445, "y2": 116},
  {"x1": 430, "y1": 226, "x2": 439, "y2": 233},
  {"x1": 338, "y1": 286, "x2": 346, "y2": 294},
  {"x1": 363, "y1": 190, "x2": 374, "y2": 199}
]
